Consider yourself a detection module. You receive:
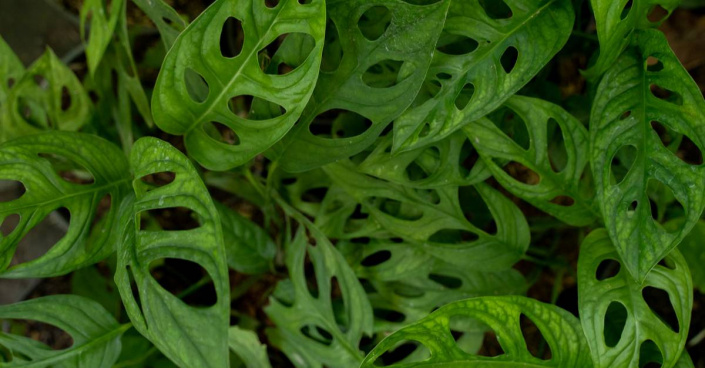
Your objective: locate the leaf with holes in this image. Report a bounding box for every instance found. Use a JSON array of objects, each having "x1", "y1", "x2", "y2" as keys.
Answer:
[
  {"x1": 0, "y1": 295, "x2": 129, "y2": 367},
  {"x1": 80, "y1": 0, "x2": 126, "y2": 74},
  {"x1": 272, "y1": 0, "x2": 451, "y2": 172},
  {"x1": 229, "y1": 327, "x2": 273, "y2": 368},
  {"x1": 361, "y1": 296, "x2": 592, "y2": 367},
  {"x1": 265, "y1": 223, "x2": 373, "y2": 368},
  {"x1": 131, "y1": 0, "x2": 187, "y2": 49},
  {"x1": 590, "y1": 29, "x2": 705, "y2": 281},
  {"x1": 217, "y1": 202, "x2": 276, "y2": 274},
  {"x1": 585, "y1": 0, "x2": 680, "y2": 78},
  {"x1": 577, "y1": 229, "x2": 692, "y2": 368},
  {"x1": 325, "y1": 161, "x2": 530, "y2": 271},
  {"x1": 668, "y1": 218, "x2": 705, "y2": 293},
  {"x1": 0, "y1": 36, "x2": 24, "y2": 108},
  {"x1": 1, "y1": 49, "x2": 91, "y2": 143},
  {"x1": 152, "y1": 0, "x2": 326, "y2": 170},
  {"x1": 114, "y1": 137, "x2": 230, "y2": 368},
  {"x1": 0, "y1": 131, "x2": 130, "y2": 278},
  {"x1": 468, "y1": 96, "x2": 597, "y2": 226},
  {"x1": 392, "y1": 0, "x2": 574, "y2": 153}
]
